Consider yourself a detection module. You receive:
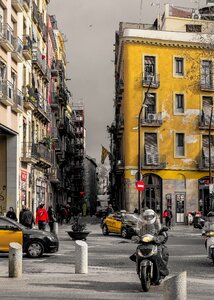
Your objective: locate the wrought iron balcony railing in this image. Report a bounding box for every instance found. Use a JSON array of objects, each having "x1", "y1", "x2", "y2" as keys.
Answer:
[
  {"x1": 0, "y1": 80, "x2": 14, "y2": 106},
  {"x1": 1, "y1": 24, "x2": 14, "y2": 52},
  {"x1": 32, "y1": 46, "x2": 46, "y2": 74},
  {"x1": 12, "y1": 89, "x2": 24, "y2": 113},
  {"x1": 142, "y1": 73, "x2": 160, "y2": 88},
  {"x1": 141, "y1": 112, "x2": 163, "y2": 126},
  {"x1": 142, "y1": 154, "x2": 167, "y2": 169}
]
